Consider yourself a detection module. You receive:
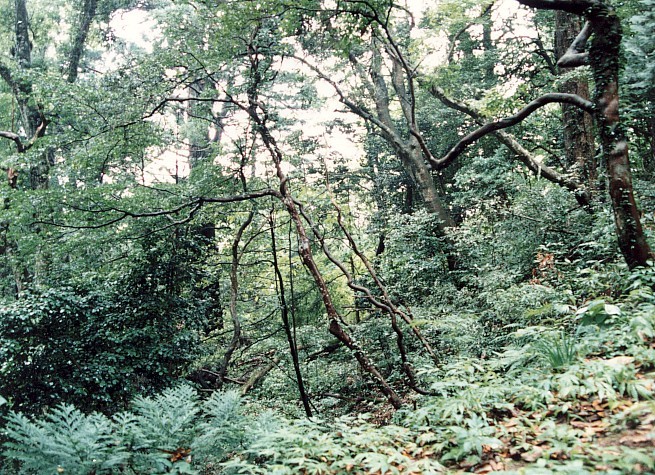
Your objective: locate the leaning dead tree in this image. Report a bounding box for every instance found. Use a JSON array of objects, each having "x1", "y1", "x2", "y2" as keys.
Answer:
[{"x1": 237, "y1": 33, "x2": 404, "y2": 408}]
